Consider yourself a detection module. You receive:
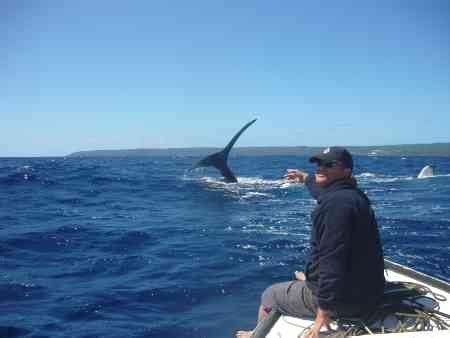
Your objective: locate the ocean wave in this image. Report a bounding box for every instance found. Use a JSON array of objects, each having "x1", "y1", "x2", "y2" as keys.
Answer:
[
  {"x1": 0, "y1": 164, "x2": 60, "y2": 186},
  {"x1": 0, "y1": 172, "x2": 38, "y2": 185},
  {"x1": 0, "y1": 326, "x2": 31, "y2": 337},
  {"x1": 0, "y1": 281, "x2": 47, "y2": 301},
  {"x1": 53, "y1": 300, "x2": 107, "y2": 321},
  {"x1": 4, "y1": 232, "x2": 74, "y2": 253},
  {"x1": 103, "y1": 231, "x2": 158, "y2": 254},
  {"x1": 52, "y1": 255, "x2": 151, "y2": 280}
]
